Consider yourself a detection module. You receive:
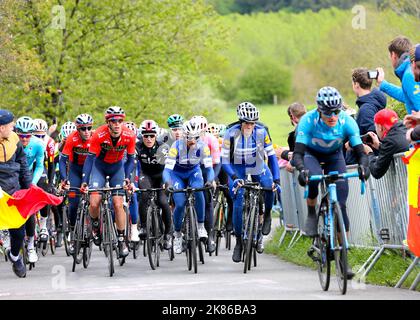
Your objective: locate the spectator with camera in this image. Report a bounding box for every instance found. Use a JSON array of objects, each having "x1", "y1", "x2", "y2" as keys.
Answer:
[
  {"x1": 376, "y1": 36, "x2": 420, "y2": 114},
  {"x1": 345, "y1": 68, "x2": 387, "y2": 164},
  {"x1": 363, "y1": 109, "x2": 409, "y2": 179}
]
